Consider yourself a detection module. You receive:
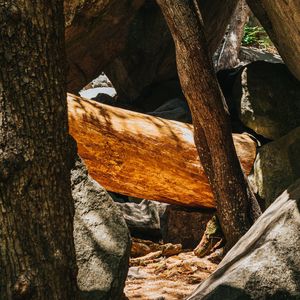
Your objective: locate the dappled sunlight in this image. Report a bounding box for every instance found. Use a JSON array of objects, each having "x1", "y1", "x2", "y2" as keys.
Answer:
[
  {"x1": 67, "y1": 93, "x2": 215, "y2": 208},
  {"x1": 125, "y1": 251, "x2": 218, "y2": 300},
  {"x1": 67, "y1": 93, "x2": 257, "y2": 209},
  {"x1": 1, "y1": 0, "x2": 298, "y2": 298},
  {"x1": 68, "y1": 93, "x2": 194, "y2": 145}
]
